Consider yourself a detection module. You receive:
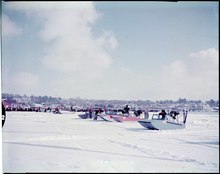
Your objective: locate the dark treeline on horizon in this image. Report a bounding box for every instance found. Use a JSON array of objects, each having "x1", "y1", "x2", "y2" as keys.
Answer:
[{"x1": 1, "y1": 93, "x2": 219, "y2": 107}]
